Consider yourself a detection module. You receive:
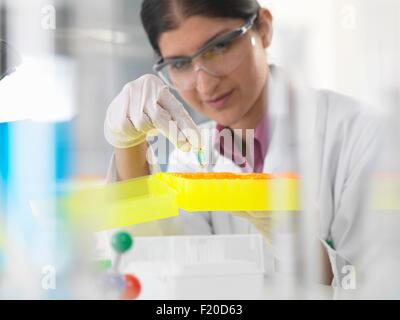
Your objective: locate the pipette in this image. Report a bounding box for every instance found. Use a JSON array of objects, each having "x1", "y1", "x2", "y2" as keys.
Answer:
[{"x1": 195, "y1": 148, "x2": 207, "y2": 168}]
